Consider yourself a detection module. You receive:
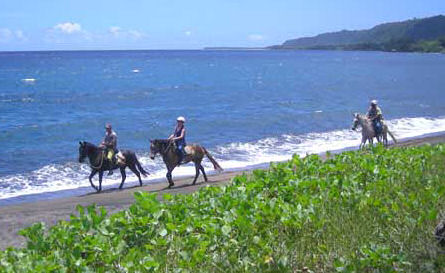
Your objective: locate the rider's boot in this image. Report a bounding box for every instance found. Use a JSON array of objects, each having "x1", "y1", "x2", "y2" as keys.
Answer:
[
  {"x1": 107, "y1": 157, "x2": 116, "y2": 176},
  {"x1": 177, "y1": 151, "x2": 184, "y2": 166}
]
